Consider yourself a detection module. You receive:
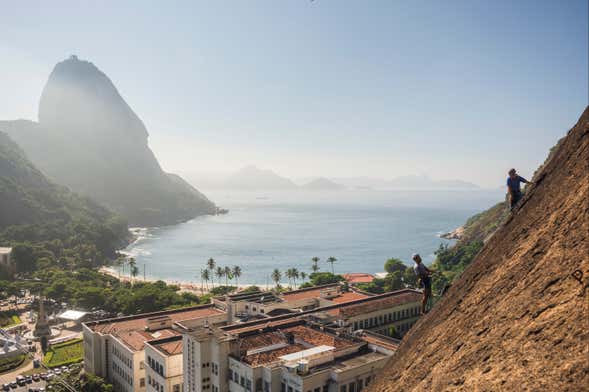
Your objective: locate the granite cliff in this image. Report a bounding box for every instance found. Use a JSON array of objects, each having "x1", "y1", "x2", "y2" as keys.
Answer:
[
  {"x1": 1, "y1": 56, "x2": 215, "y2": 226},
  {"x1": 368, "y1": 107, "x2": 589, "y2": 391}
]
